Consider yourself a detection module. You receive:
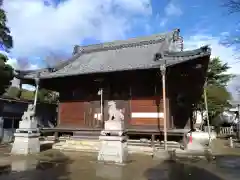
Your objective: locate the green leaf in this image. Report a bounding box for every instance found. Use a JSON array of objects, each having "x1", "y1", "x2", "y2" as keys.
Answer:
[{"x1": 197, "y1": 57, "x2": 233, "y2": 124}]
